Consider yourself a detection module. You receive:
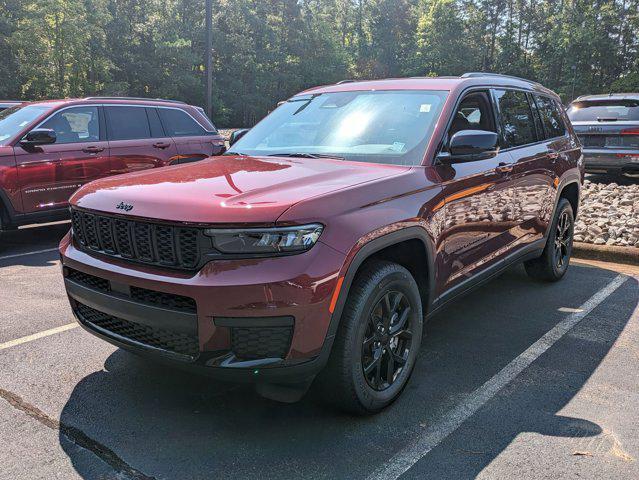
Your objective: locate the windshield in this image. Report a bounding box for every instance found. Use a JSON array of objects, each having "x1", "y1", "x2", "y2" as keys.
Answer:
[
  {"x1": 567, "y1": 100, "x2": 639, "y2": 122},
  {"x1": 228, "y1": 90, "x2": 448, "y2": 165},
  {"x1": 0, "y1": 105, "x2": 51, "y2": 145}
]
